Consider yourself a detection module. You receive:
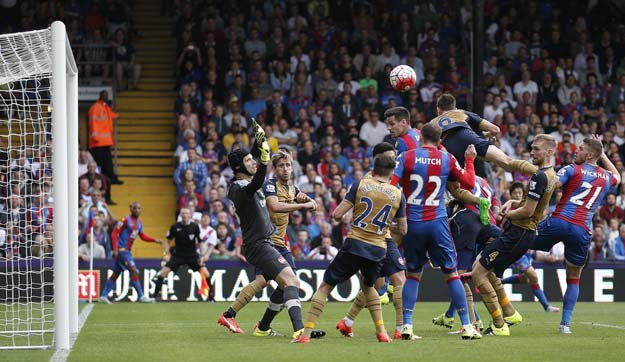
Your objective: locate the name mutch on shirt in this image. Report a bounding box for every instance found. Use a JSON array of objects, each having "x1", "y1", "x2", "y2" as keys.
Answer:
[{"x1": 414, "y1": 157, "x2": 441, "y2": 166}]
